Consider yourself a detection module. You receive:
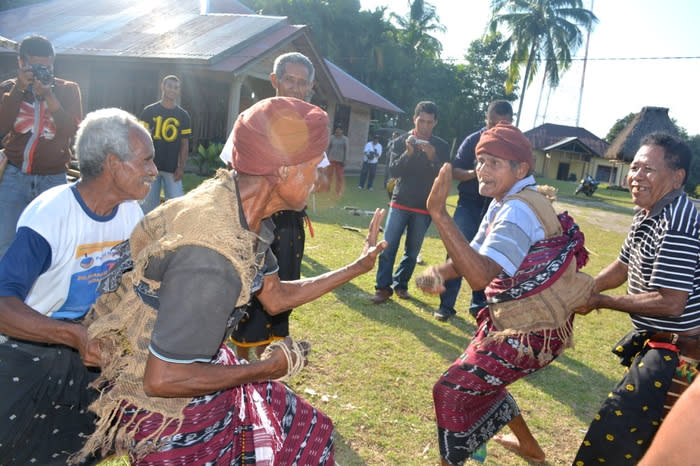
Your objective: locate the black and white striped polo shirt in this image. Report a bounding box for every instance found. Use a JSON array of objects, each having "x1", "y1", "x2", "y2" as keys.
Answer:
[{"x1": 619, "y1": 189, "x2": 700, "y2": 332}]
